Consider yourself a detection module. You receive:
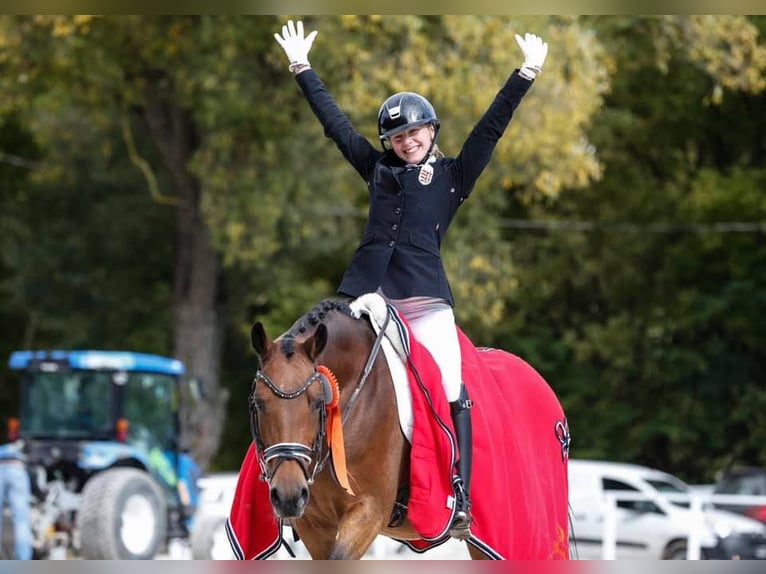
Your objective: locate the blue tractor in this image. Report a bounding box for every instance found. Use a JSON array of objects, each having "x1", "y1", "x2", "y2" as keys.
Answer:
[{"x1": 4, "y1": 350, "x2": 201, "y2": 560}]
